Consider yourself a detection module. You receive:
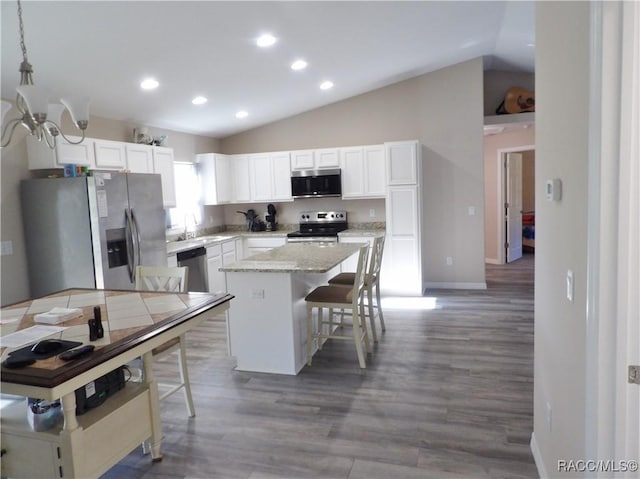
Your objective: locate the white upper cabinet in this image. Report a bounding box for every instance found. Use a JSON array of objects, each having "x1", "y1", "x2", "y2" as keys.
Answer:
[
  {"x1": 125, "y1": 144, "x2": 154, "y2": 173},
  {"x1": 270, "y1": 152, "x2": 292, "y2": 201},
  {"x1": 27, "y1": 135, "x2": 96, "y2": 169},
  {"x1": 340, "y1": 144, "x2": 386, "y2": 199},
  {"x1": 249, "y1": 152, "x2": 292, "y2": 202},
  {"x1": 290, "y1": 148, "x2": 339, "y2": 170},
  {"x1": 248, "y1": 153, "x2": 272, "y2": 201},
  {"x1": 94, "y1": 139, "x2": 126, "y2": 169},
  {"x1": 197, "y1": 153, "x2": 232, "y2": 205},
  {"x1": 385, "y1": 141, "x2": 419, "y2": 185},
  {"x1": 290, "y1": 150, "x2": 314, "y2": 170},
  {"x1": 231, "y1": 155, "x2": 251, "y2": 203},
  {"x1": 152, "y1": 146, "x2": 177, "y2": 208}
]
